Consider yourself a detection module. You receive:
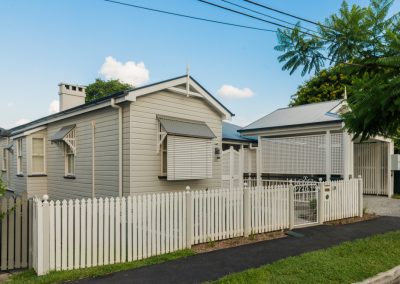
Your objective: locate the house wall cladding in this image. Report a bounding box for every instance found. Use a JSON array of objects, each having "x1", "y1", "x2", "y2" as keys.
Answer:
[
  {"x1": 47, "y1": 105, "x2": 130, "y2": 200},
  {"x1": 129, "y1": 90, "x2": 223, "y2": 194},
  {"x1": 0, "y1": 137, "x2": 10, "y2": 186}
]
